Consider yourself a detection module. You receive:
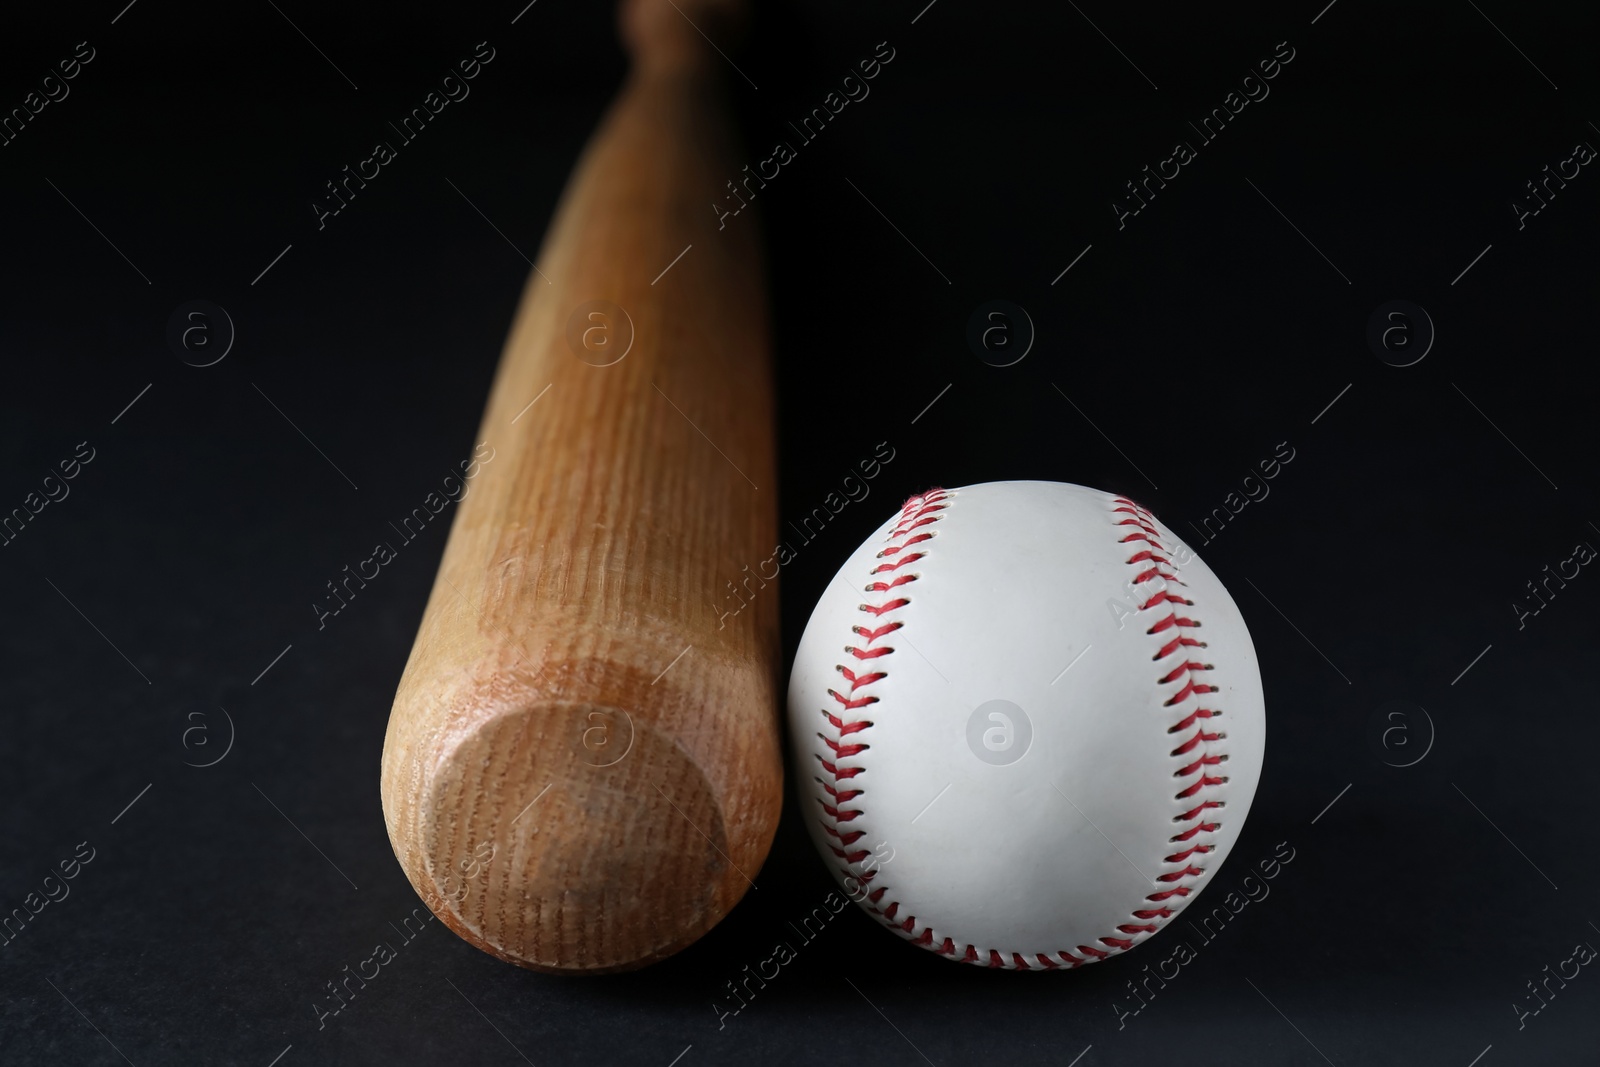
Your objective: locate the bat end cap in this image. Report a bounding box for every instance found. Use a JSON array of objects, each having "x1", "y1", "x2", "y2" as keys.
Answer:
[{"x1": 415, "y1": 701, "x2": 751, "y2": 974}]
